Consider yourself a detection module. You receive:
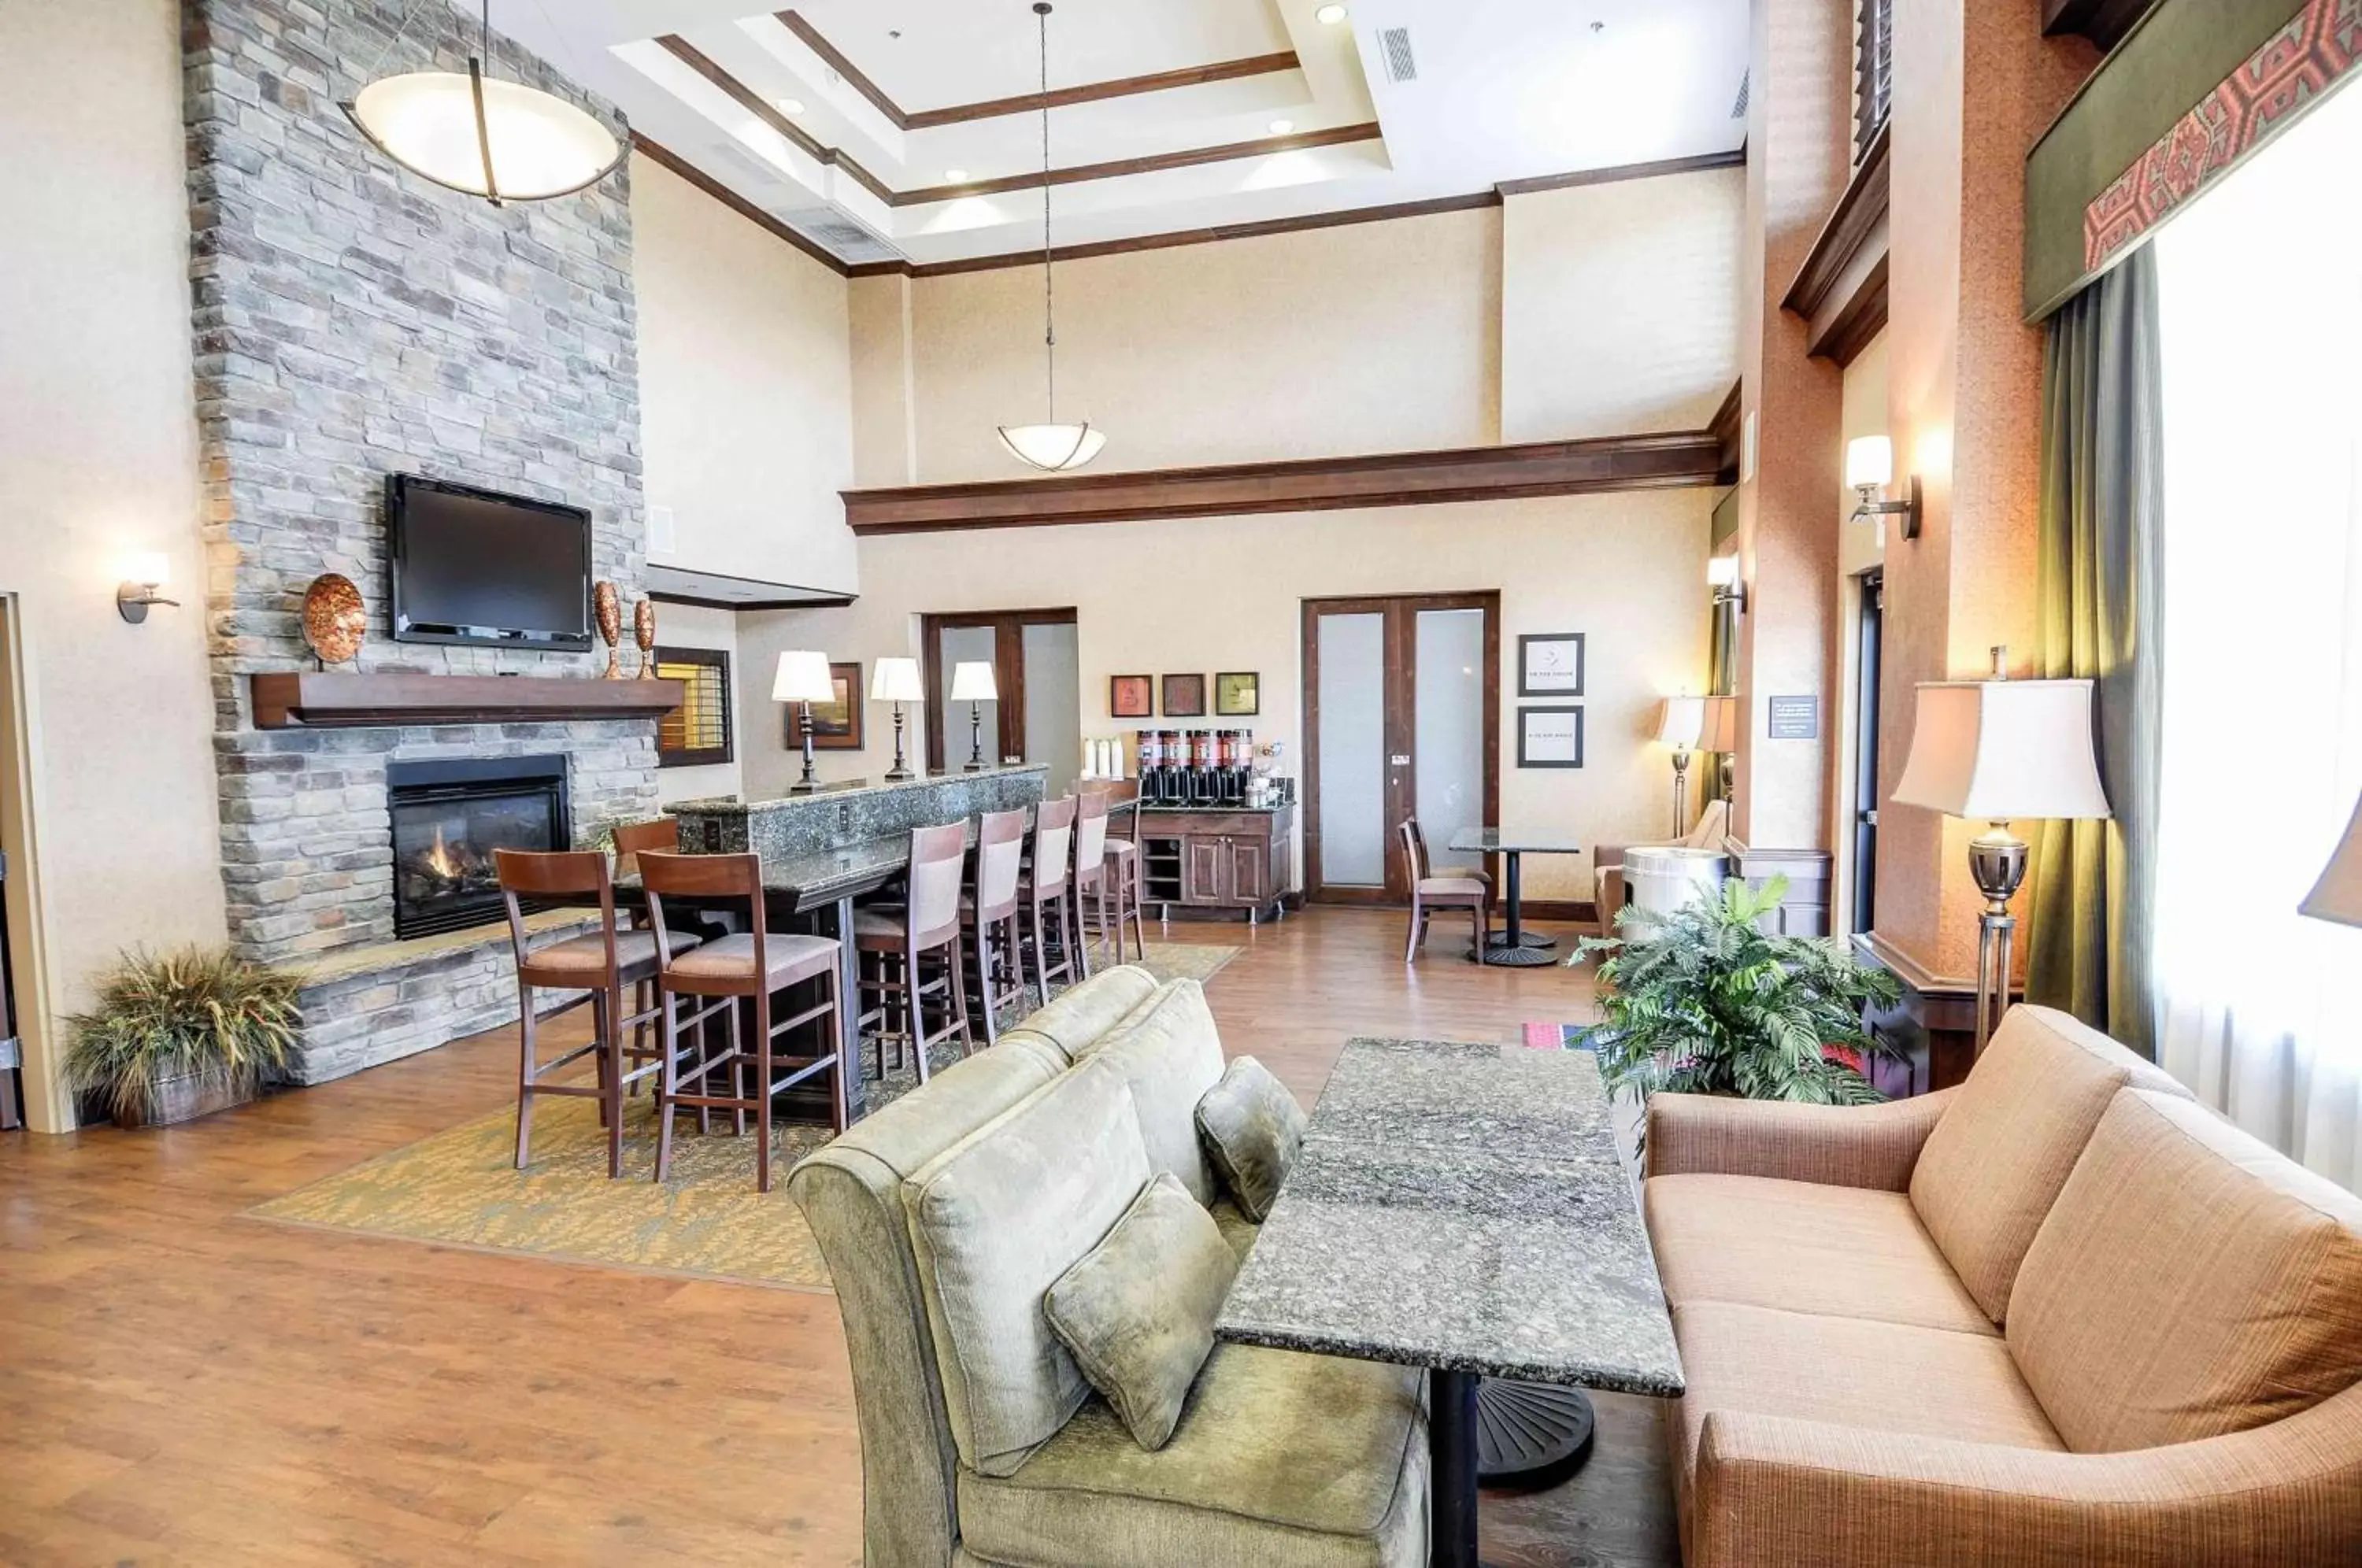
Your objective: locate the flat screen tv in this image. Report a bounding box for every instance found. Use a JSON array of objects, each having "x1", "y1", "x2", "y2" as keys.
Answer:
[{"x1": 387, "y1": 475, "x2": 593, "y2": 651}]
